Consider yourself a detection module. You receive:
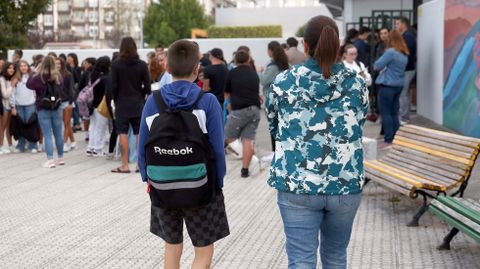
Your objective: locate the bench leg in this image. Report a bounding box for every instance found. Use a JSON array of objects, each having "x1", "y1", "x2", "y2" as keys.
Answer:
[
  {"x1": 407, "y1": 193, "x2": 429, "y2": 227},
  {"x1": 438, "y1": 228, "x2": 460, "y2": 250}
]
